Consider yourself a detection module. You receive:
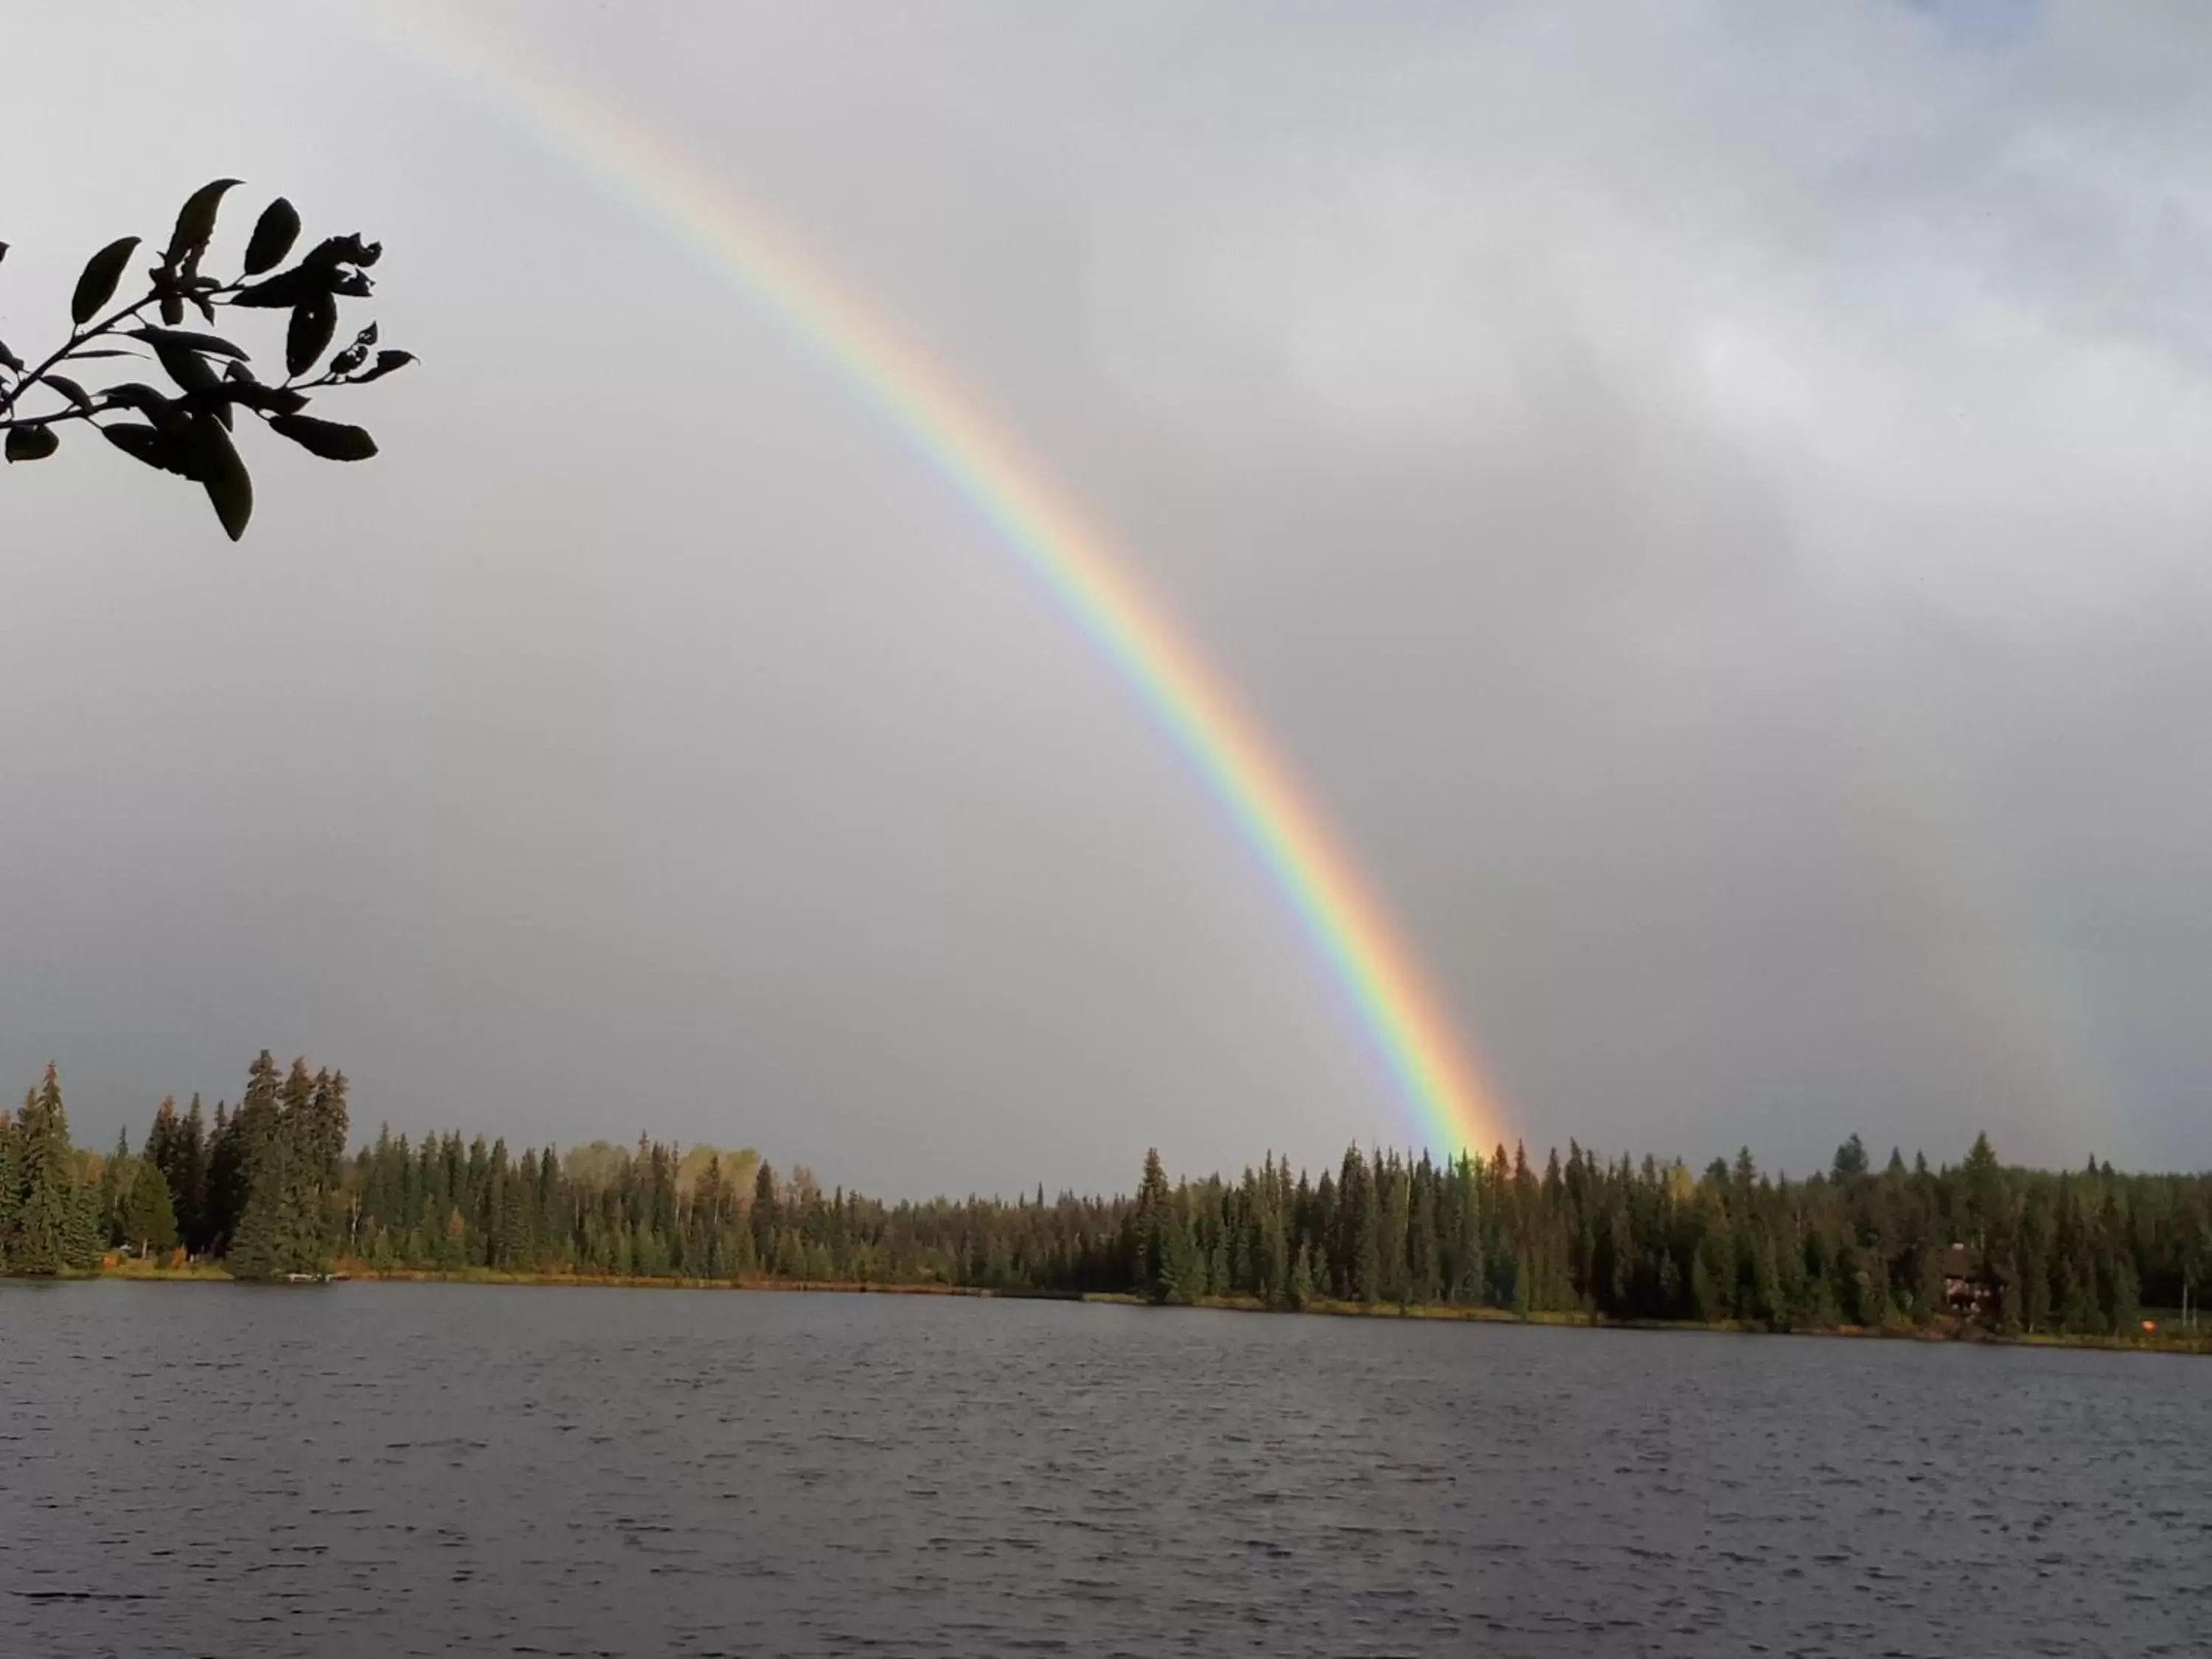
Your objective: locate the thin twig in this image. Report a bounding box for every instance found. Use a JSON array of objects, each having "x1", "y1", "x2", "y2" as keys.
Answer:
[
  {"x1": 0, "y1": 404, "x2": 104, "y2": 434},
  {"x1": 0, "y1": 365, "x2": 355, "y2": 433},
  {"x1": 0, "y1": 288, "x2": 160, "y2": 416}
]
